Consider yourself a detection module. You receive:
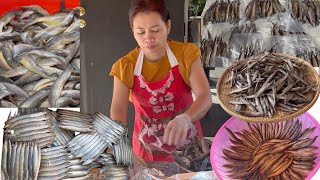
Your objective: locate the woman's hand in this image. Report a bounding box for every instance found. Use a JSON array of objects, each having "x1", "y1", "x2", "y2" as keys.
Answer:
[{"x1": 162, "y1": 114, "x2": 193, "y2": 146}]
